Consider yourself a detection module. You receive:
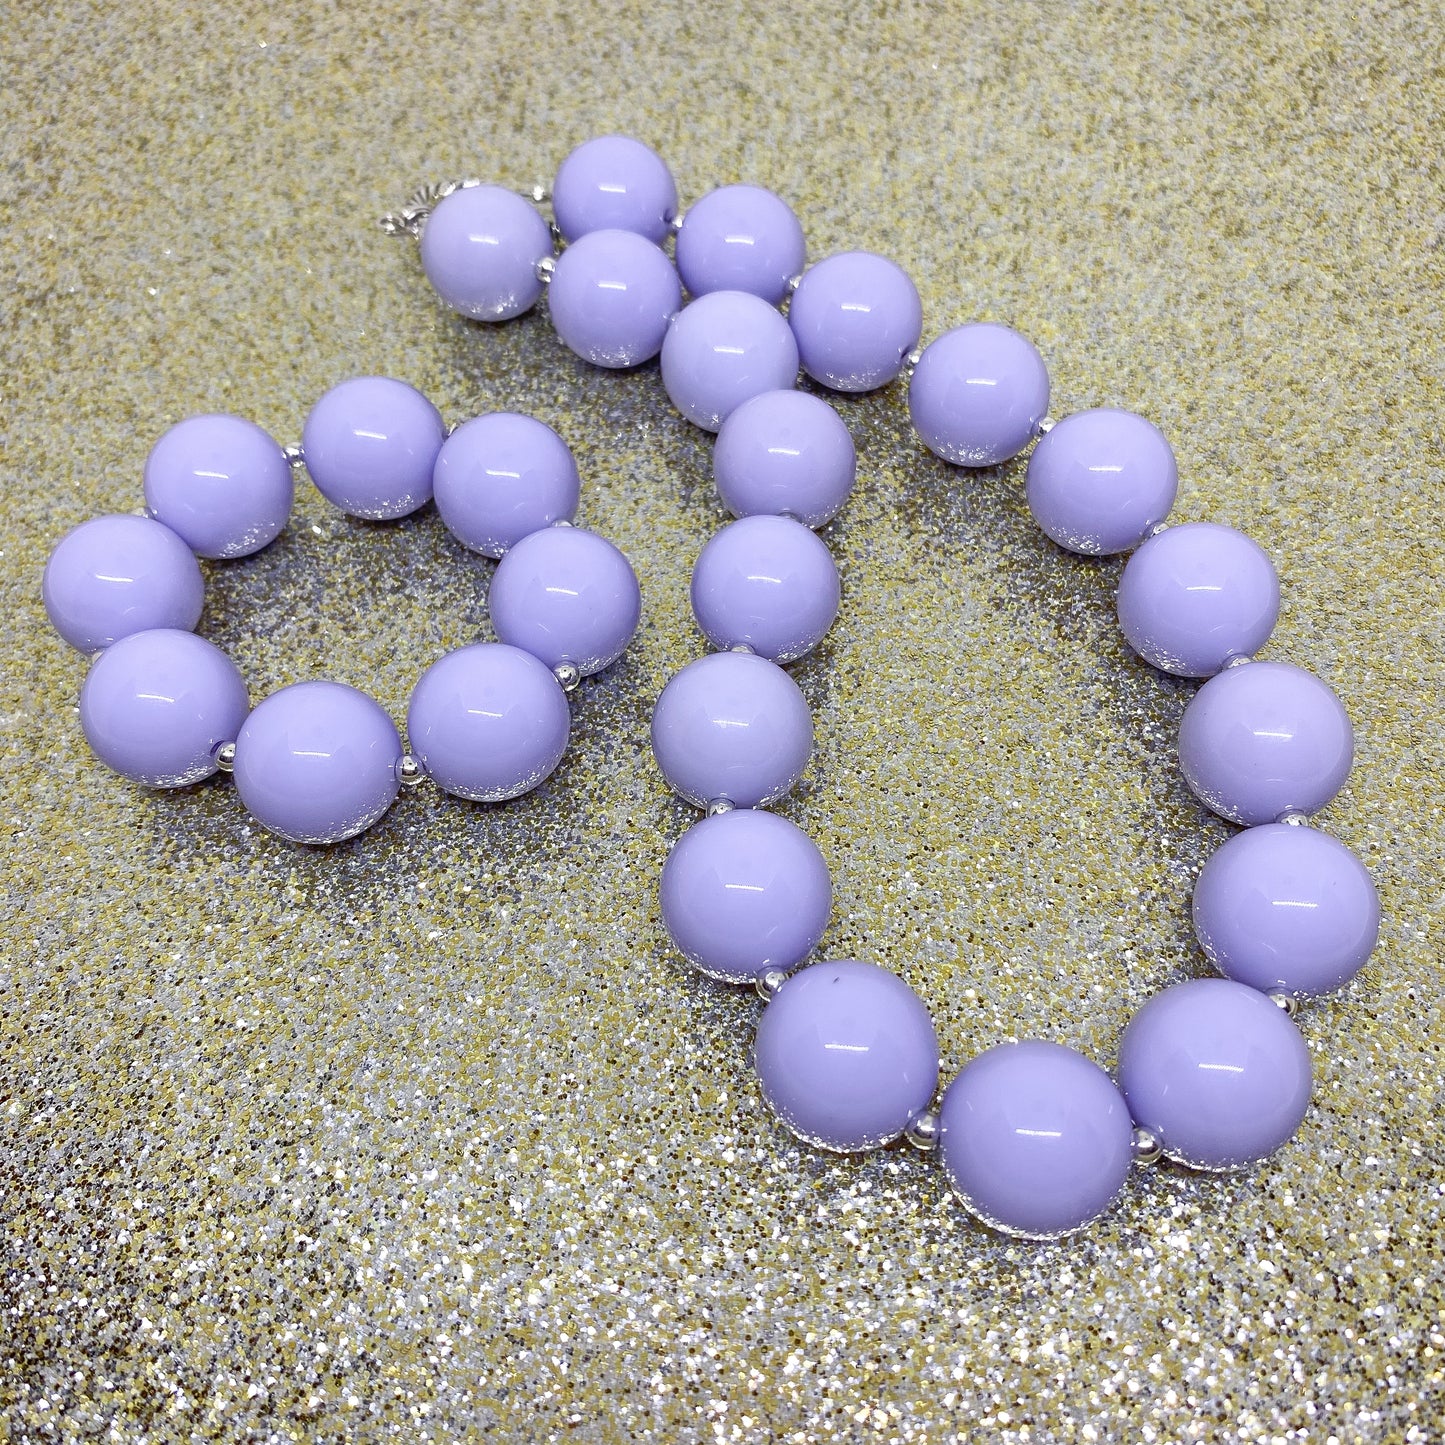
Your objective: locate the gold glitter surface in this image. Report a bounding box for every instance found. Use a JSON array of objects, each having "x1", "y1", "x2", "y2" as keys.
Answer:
[{"x1": 2, "y1": 1, "x2": 1442, "y2": 1439}]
